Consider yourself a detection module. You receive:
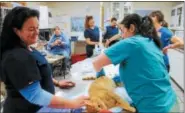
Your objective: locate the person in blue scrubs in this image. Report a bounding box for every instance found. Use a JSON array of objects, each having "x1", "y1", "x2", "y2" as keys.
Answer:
[
  {"x1": 149, "y1": 11, "x2": 184, "y2": 72},
  {"x1": 103, "y1": 17, "x2": 119, "y2": 47},
  {"x1": 84, "y1": 16, "x2": 100, "y2": 57},
  {"x1": 47, "y1": 26, "x2": 71, "y2": 69},
  {"x1": 92, "y1": 14, "x2": 178, "y2": 113},
  {"x1": 0, "y1": 7, "x2": 89, "y2": 113},
  {"x1": 47, "y1": 26, "x2": 70, "y2": 57}
]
